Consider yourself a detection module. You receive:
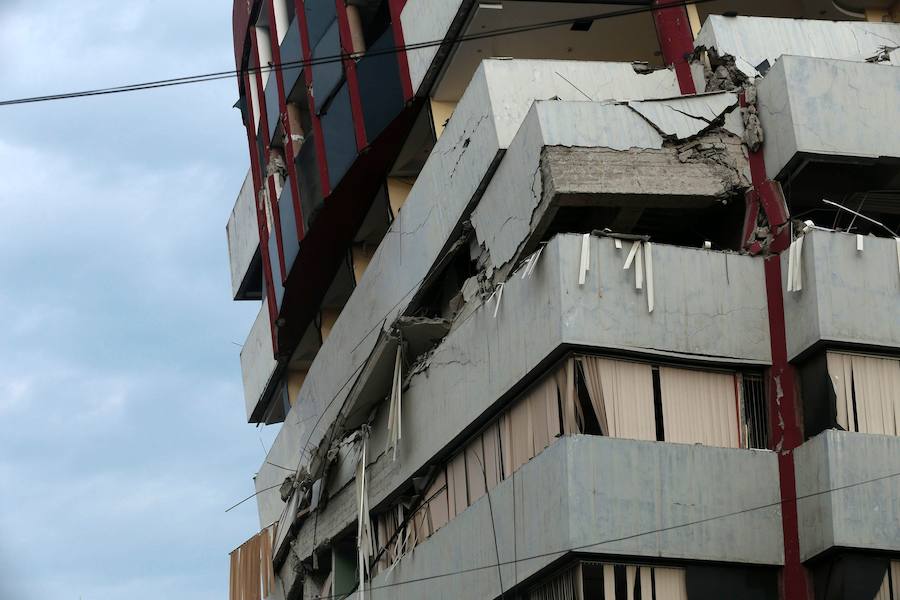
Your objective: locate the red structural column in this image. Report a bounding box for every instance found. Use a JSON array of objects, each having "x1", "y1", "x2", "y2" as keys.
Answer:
[
  {"x1": 388, "y1": 0, "x2": 414, "y2": 101},
  {"x1": 267, "y1": 0, "x2": 307, "y2": 244},
  {"x1": 243, "y1": 69, "x2": 279, "y2": 349},
  {"x1": 335, "y1": 0, "x2": 368, "y2": 151},
  {"x1": 295, "y1": 0, "x2": 333, "y2": 197},
  {"x1": 250, "y1": 28, "x2": 289, "y2": 283},
  {"x1": 745, "y1": 91, "x2": 810, "y2": 599},
  {"x1": 651, "y1": 0, "x2": 697, "y2": 94}
]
